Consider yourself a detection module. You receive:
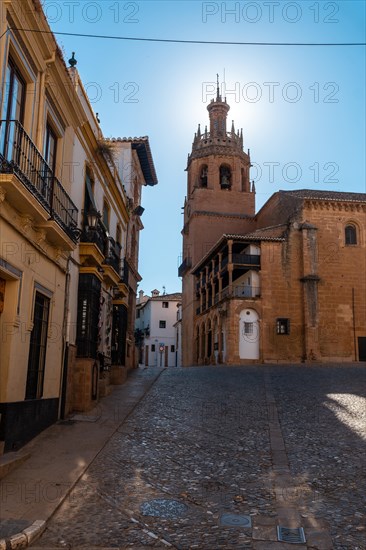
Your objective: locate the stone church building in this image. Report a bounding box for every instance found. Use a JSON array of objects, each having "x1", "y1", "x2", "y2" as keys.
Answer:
[{"x1": 180, "y1": 87, "x2": 366, "y2": 366}]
